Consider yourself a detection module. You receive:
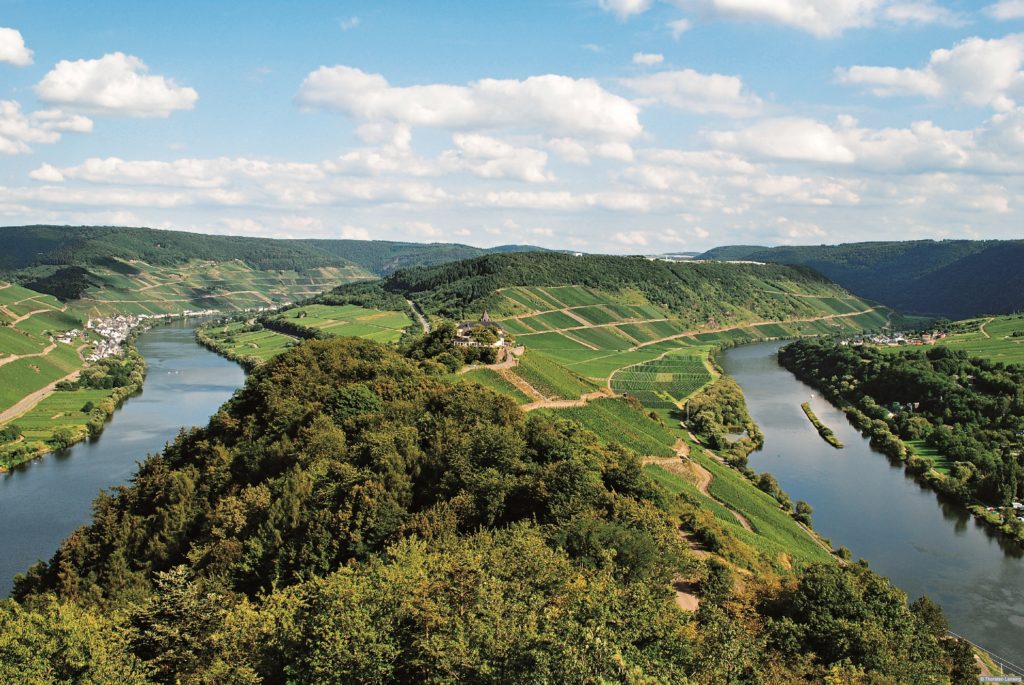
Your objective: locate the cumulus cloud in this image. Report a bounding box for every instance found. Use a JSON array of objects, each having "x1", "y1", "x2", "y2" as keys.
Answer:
[
  {"x1": 598, "y1": 0, "x2": 653, "y2": 19},
  {"x1": 987, "y1": 1, "x2": 1024, "y2": 20},
  {"x1": 0, "y1": 27, "x2": 33, "y2": 66},
  {"x1": 0, "y1": 100, "x2": 93, "y2": 154},
  {"x1": 608, "y1": 0, "x2": 960, "y2": 37},
  {"x1": 668, "y1": 18, "x2": 692, "y2": 38},
  {"x1": 622, "y1": 68, "x2": 764, "y2": 117},
  {"x1": 706, "y1": 111, "x2": 1024, "y2": 173},
  {"x1": 296, "y1": 66, "x2": 642, "y2": 140},
  {"x1": 632, "y1": 52, "x2": 664, "y2": 65},
  {"x1": 614, "y1": 230, "x2": 650, "y2": 246},
  {"x1": 837, "y1": 35, "x2": 1024, "y2": 111},
  {"x1": 29, "y1": 163, "x2": 64, "y2": 182},
  {"x1": 35, "y1": 52, "x2": 198, "y2": 117},
  {"x1": 442, "y1": 134, "x2": 554, "y2": 183}
]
